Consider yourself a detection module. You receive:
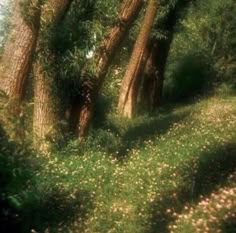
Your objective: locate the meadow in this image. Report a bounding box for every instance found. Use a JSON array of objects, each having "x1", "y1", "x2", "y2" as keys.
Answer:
[{"x1": 1, "y1": 85, "x2": 235, "y2": 233}]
